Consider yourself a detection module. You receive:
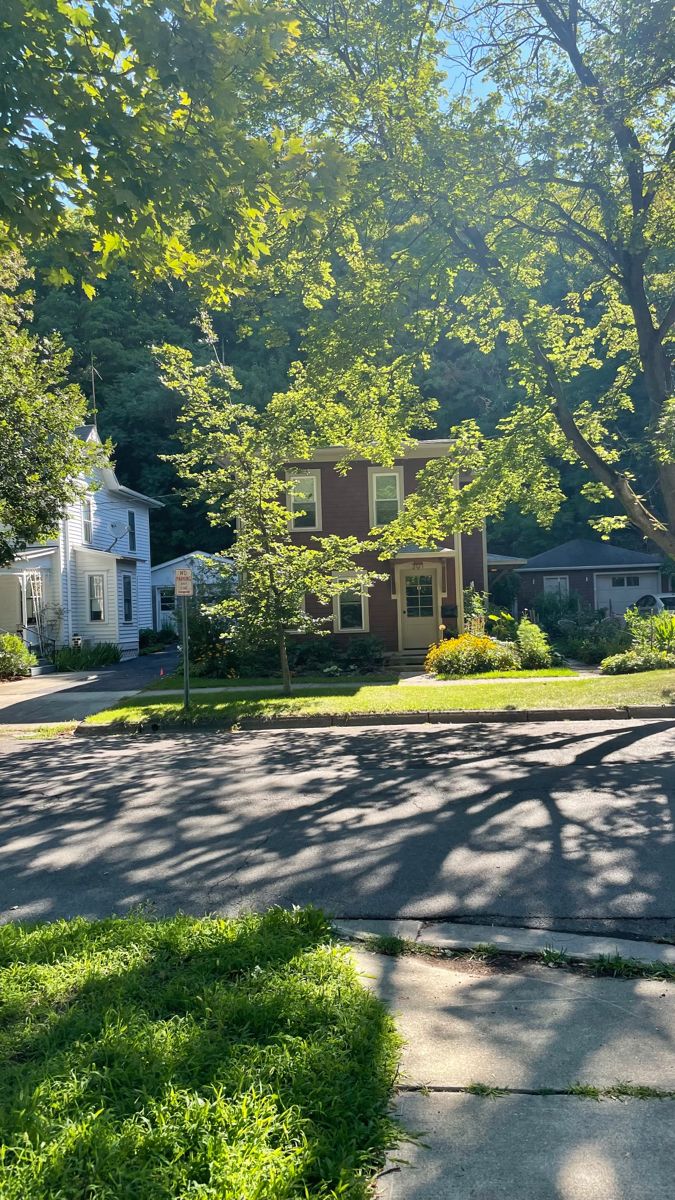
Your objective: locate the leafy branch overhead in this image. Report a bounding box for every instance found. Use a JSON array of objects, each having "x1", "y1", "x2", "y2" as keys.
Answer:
[
  {"x1": 159, "y1": 345, "x2": 384, "y2": 692},
  {"x1": 0, "y1": 249, "x2": 104, "y2": 565},
  {"x1": 278, "y1": 0, "x2": 675, "y2": 557}
]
